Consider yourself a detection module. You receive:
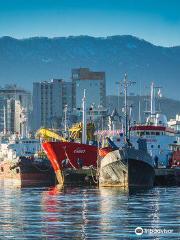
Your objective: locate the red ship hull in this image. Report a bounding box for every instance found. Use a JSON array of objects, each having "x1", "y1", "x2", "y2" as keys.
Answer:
[{"x1": 42, "y1": 142, "x2": 98, "y2": 183}]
